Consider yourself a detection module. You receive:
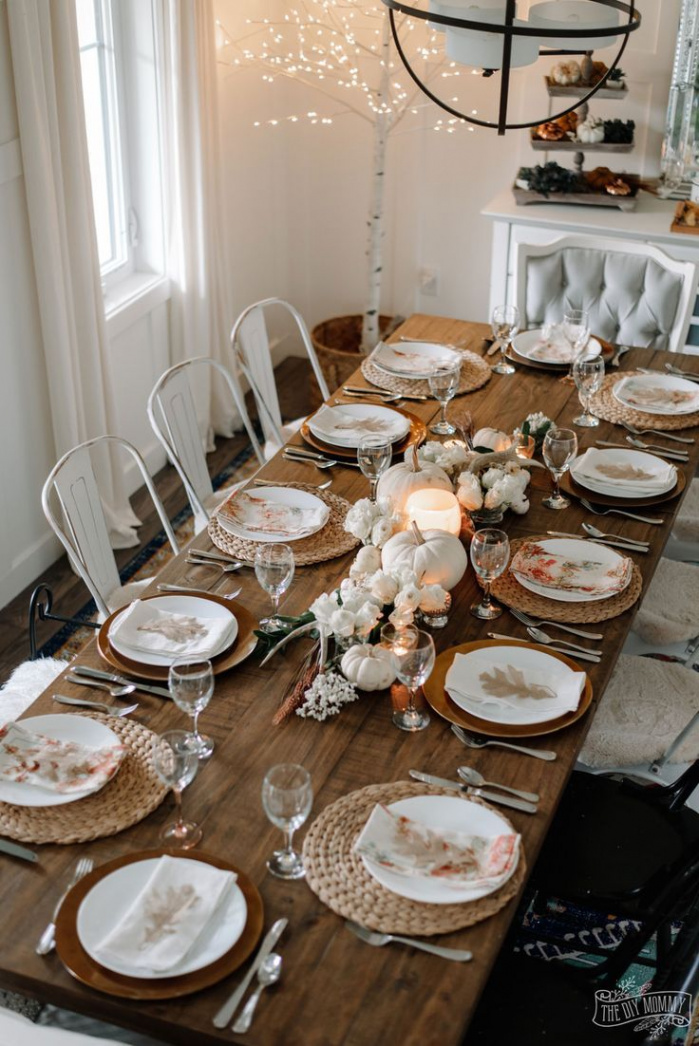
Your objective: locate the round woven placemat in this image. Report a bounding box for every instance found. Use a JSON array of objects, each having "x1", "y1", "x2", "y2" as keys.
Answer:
[
  {"x1": 302, "y1": 781, "x2": 526, "y2": 936},
  {"x1": 0, "y1": 714, "x2": 168, "y2": 845},
  {"x1": 361, "y1": 350, "x2": 491, "y2": 397},
  {"x1": 589, "y1": 372, "x2": 699, "y2": 431},
  {"x1": 208, "y1": 485, "x2": 360, "y2": 566},
  {"x1": 489, "y1": 535, "x2": 642, "y2": 624}
]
